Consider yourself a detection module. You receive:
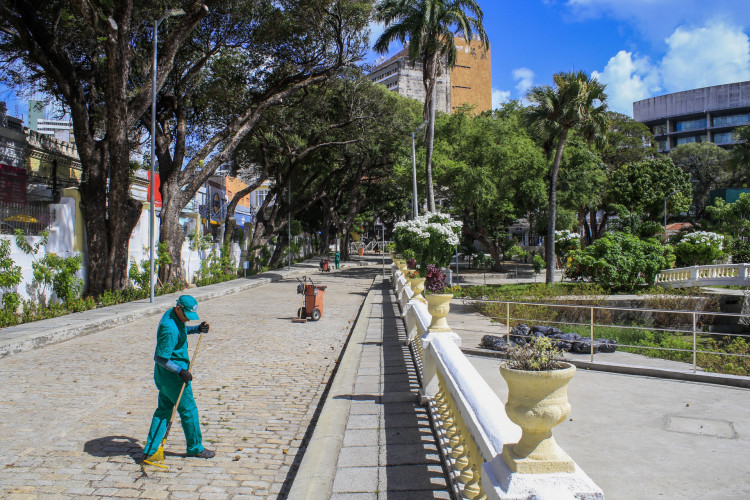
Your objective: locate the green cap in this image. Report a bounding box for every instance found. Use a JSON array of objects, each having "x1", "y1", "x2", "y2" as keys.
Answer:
[{"x1": 176, "y1": 295, "x2": 199, "y2": 320}]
